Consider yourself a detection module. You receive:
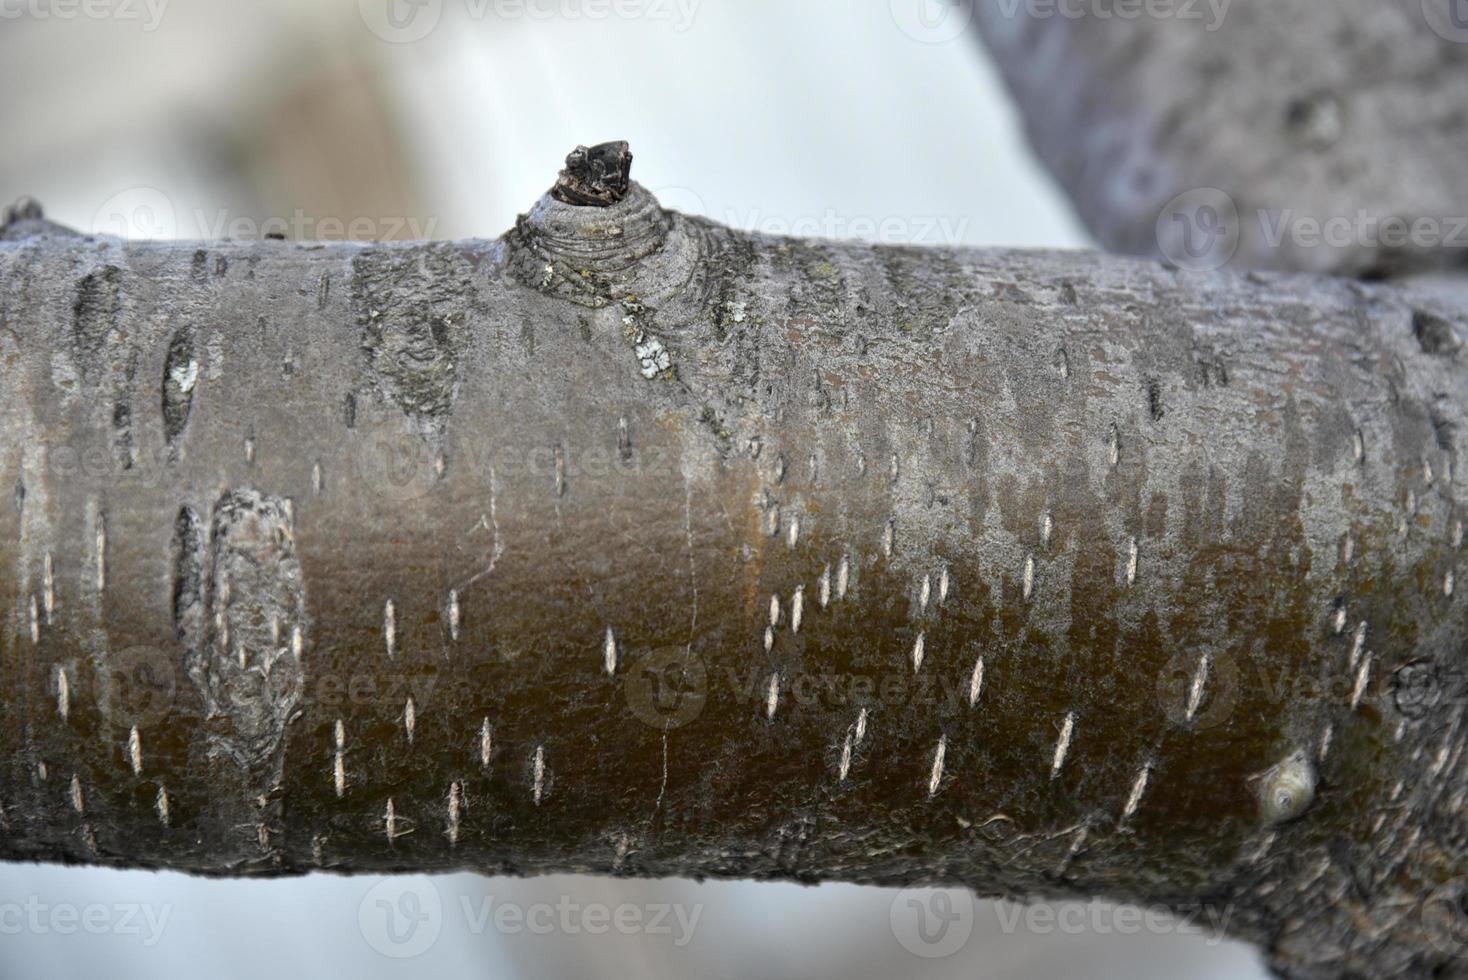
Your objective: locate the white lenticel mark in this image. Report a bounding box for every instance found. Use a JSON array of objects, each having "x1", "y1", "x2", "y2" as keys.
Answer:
[
  {"x1": 43, "y1": 552, "x2": 54, "y2": 621},
  {"x1": 480, "y1": 719, "x2": 493, "y2": 768},
  {"x1": 70, "y1": 774, "x2": 84, "y2": 814},
  {"x1": 1121, "y1": 764, "x2": 1151, "y2": 822},
  {"x1": 55, "y1": 667, "x2": 69, "y2": 721},
  {"x1": 1185, "y1": 654, "x2": 1210, "y2": 722},
  {"x1": 1126, "y1": 538, "x2": 1138, "y2": 586},
  {"x1": 1319, "y1": 724, "x2": 1334, "y2": 762},
  {"x1": 312, "y1": 461, "x2": 323, "y2": 495},
  {"x1": 766, "y1": 674, "x2": 780, "y2": 720},
  {"x1": 788, "y1": 515, "x2": 800, "y2": 550},
  {"x1": 155, "y1": 786, "x2": 170, "y2": 827},
  {"x1": 1109, "y1": 425, "x2": 1120, "y2": 467},
  {"x1": 819, "y1": 565, "x2": 832, "y2": 608},
  {"x1": 1454, "y1": 521, "x2": 1464, "y2": 550},
  {"x1": 404, "y1": 697, "x2": 416, "y2": 743},
  {"x1": 1023, "y1": 555, "x2": 1035, "y2": 601},
  {"x1": 447, "y1": 781, "x2": 462, "y2": 844},
  {"x1": 911, "y1": 632, "x2": 926, "y2": 672},
  {"x1": 792, "y1": 587, "x2": 804, "y2": 634},
  {"x1": 128, "y1": 726, "x2": 143, "y2": 775},
  {"x1": 838, "y1": 733, "x2": 853, "y2": 782},
  {"x1": 968, "y1": 656, "x2": 985, "y2": 707},
  {"x1": 291, "y1": 626, "x2": 304, "y2": 658},
  {"x1": 448, "y1": 590, "x2": 460, "y2": 641},
  {"x1": 1350, "y1": 653, "x2": 1373, "y2": 710},
  {"x1": 854, "y1": 708, "x2": 870, "y2": 748},
  {"x1": 837, "y1": 555, "x2": 850, "y2": 599},
  {"x1": 1353, "y1": 430, "x2": 1364, "y2": 463},
  {"x1": 1051, "y1": 712, "x2": 1075, "y2": 779},
  {"x1": 769, "y1": 593, "x2": 781, "y2": 628},
  {"x1": 919, "y1": 574, "x2": 930, "y2": 613},
  {"x1": 96, "y1": 515, "x2": 107, "y2": 592},
  {"x1": 763, "y1": 627, "x2": 774, "y2": 652},
  {"x1": 29, "y1": 596, "x2": 39, "y2": 645},
  {"x1": 1332, "y1": 606, "x2": 1347, "y2": 635},
  {"x1": 384, "y1": 799, "x2": 398, "y2": 840},
  {"x1": 334, "y1": 753, "x2": 346, "y2": 798},
  {"x1": 928, "y1": 735, "x2": 947, "y2": 797},
  {"x1": 1446, "y1": 570, "x2": 1456, "y2": 597},
  {"x1": 533, "y1": 746, "x2": 545, "y2": 805},
  {"x1": 384, "y1": 599, "x2": 396, "y2": 658},
  {"x1": 939, "y1": 565, "x2": 950, "y2": 603},
  {"x1": 604, "y1": 627, "x2": 617, "y2": 675},
  {"x1": 883, "y1": 520, "x2": 895, "y2": 558},
  {"x1": 1349, "y1": 621, "x2": 1367, "y2": 669}
]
